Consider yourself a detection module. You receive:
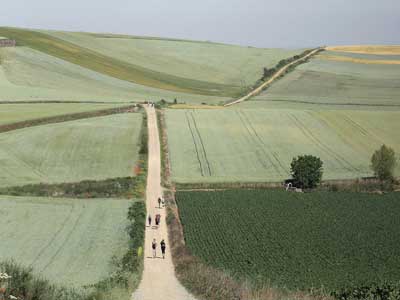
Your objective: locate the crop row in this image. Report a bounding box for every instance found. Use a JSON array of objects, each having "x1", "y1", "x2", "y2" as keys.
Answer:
[{"x1": 176, "y1": 189, "x2": 400, "y2": 291}]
